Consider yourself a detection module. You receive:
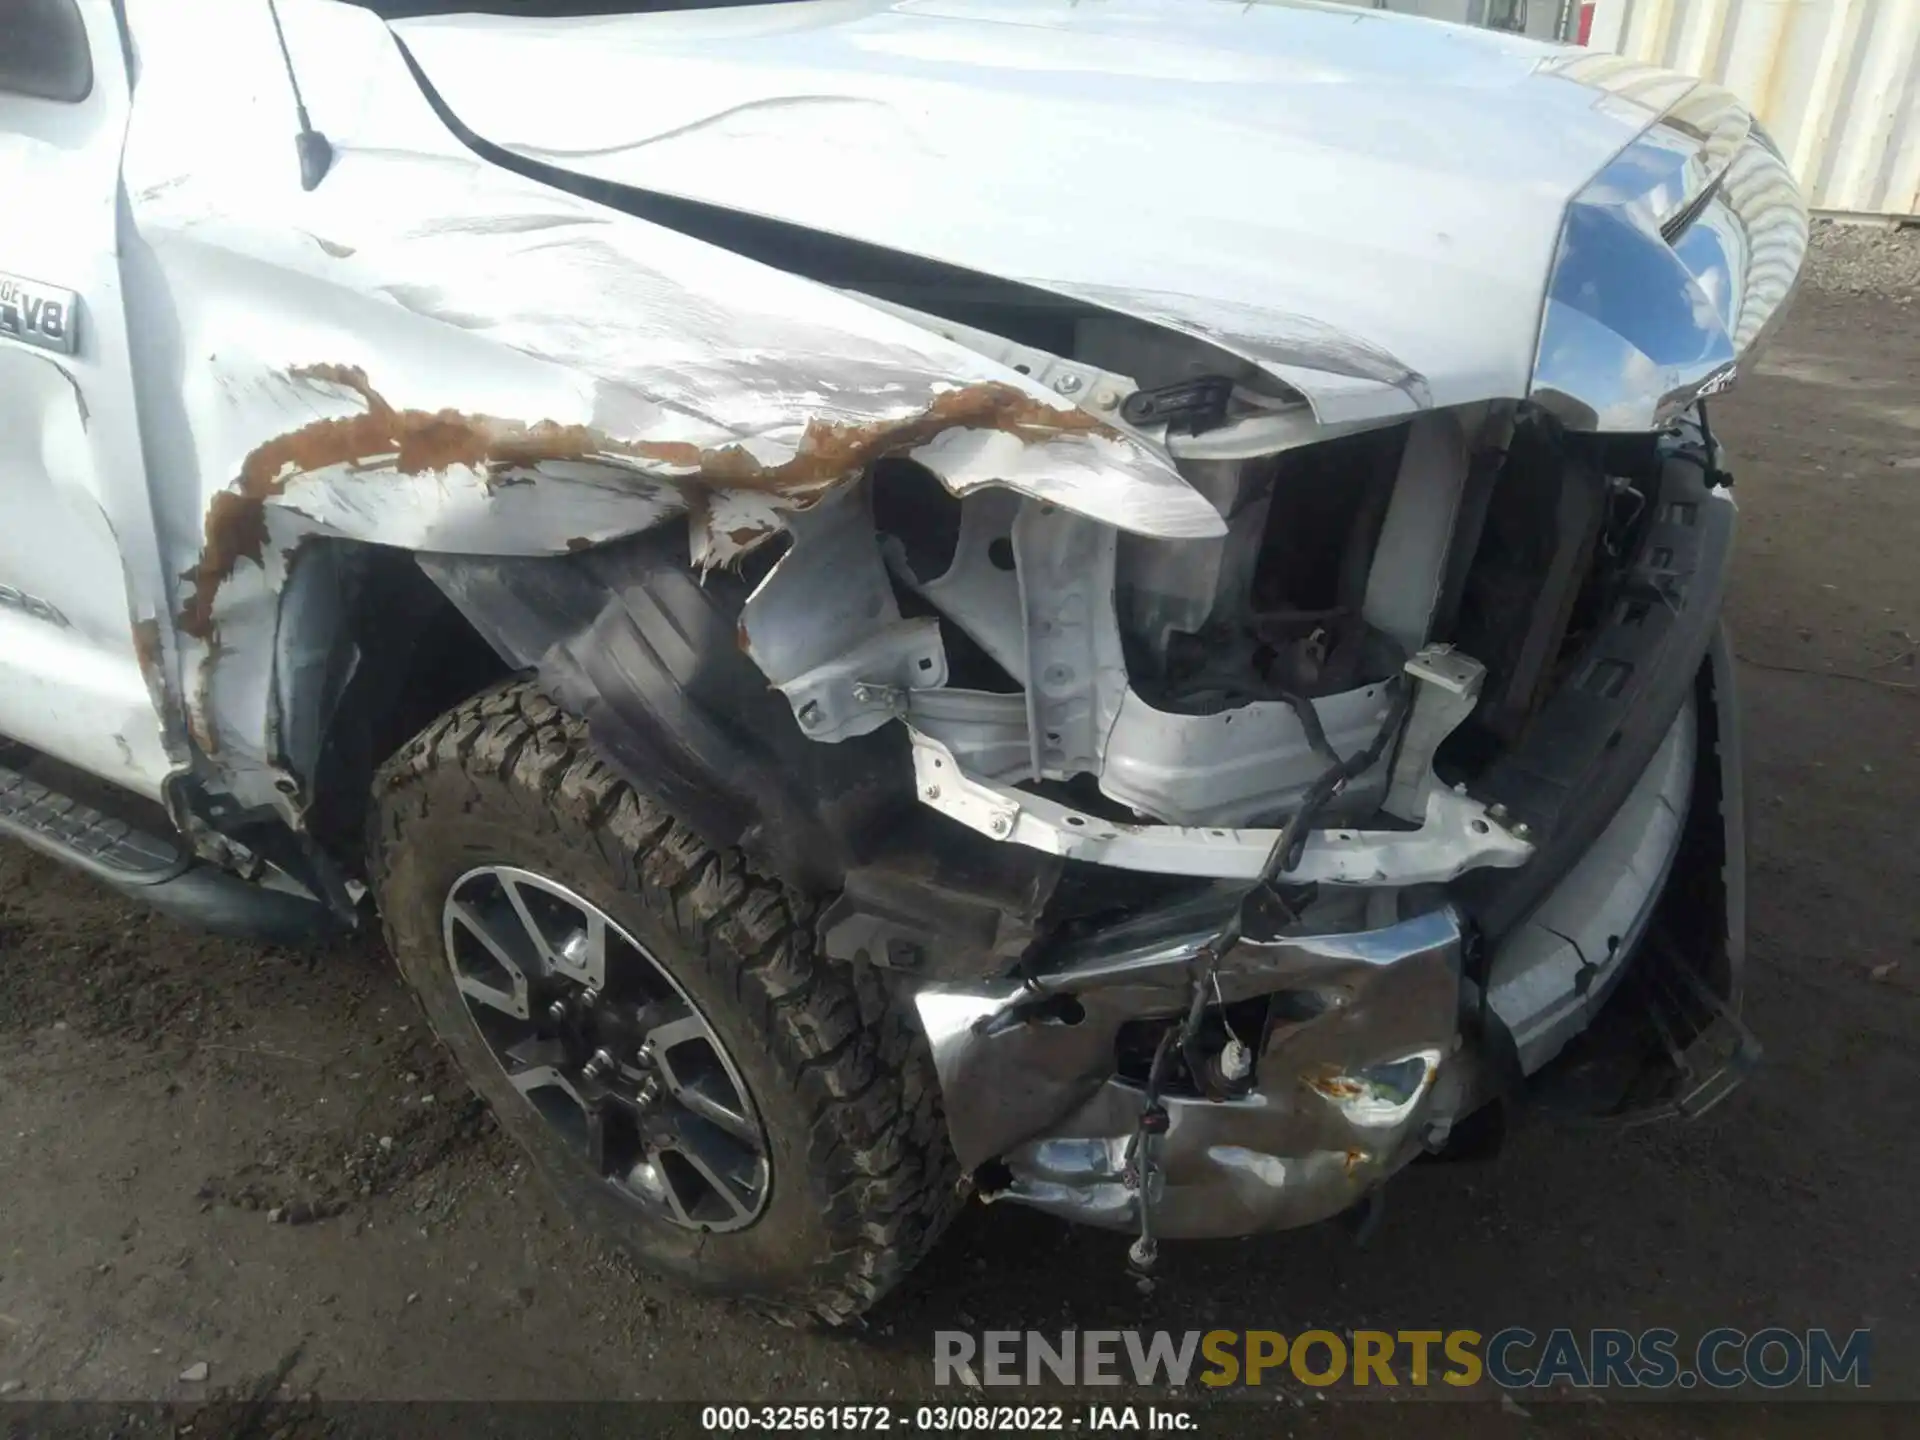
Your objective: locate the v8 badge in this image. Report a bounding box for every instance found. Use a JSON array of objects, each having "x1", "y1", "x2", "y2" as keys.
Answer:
[{"x1": 0, "y1": 271, "x2": 79, "y2": 355}]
